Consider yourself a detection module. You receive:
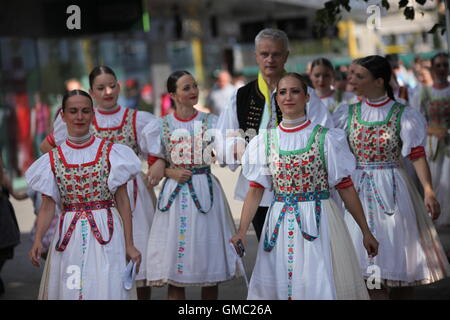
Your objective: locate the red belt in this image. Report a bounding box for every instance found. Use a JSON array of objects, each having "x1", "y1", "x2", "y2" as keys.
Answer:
[{"x1": 55, "y1": 200, "x2": 115, "y2": 252}]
